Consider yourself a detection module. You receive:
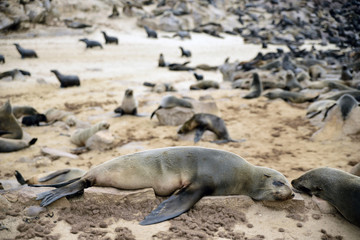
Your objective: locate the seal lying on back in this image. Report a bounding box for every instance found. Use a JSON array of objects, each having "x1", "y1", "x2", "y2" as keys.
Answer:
[
  {"x1": 15, "y1": 168, "x2": 86, "y2": 186},
  {"x1": 150, "y1": 95, "x2": 193, "y2": 119},
  {"x1": 0, "y1": 137, "x2": 37, "y2": 153},
  {"x1": 36, "y1": 147, "x2": 294, "y2": 225},
  {"x1": 178, "y1": 113, "x2": 240, "y2": 144},
  {"x1": 243, "y1": 73, "x2": 263, "y2": 99},
  {"x1": 51, "y1": 70, "x2": 80, "y2": 88},
  {"x1": 79, "y1": 38, "x2": 103, "y2": 49},
  {"x1": 292, "y1": 167, "x2": 360, "y2": 227},
  {"x1": 14, "y1": 43, "x2": 38, "y2": 59},
  {"x1": 0, "y1": 100, "x2": 23, "y2": 139},
  {"x1": 70, "y1": 121, "x2": 110, "y2": 147},
  {"x1": 114, "y1": 89, "x2": 138, "y2": 116}
]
